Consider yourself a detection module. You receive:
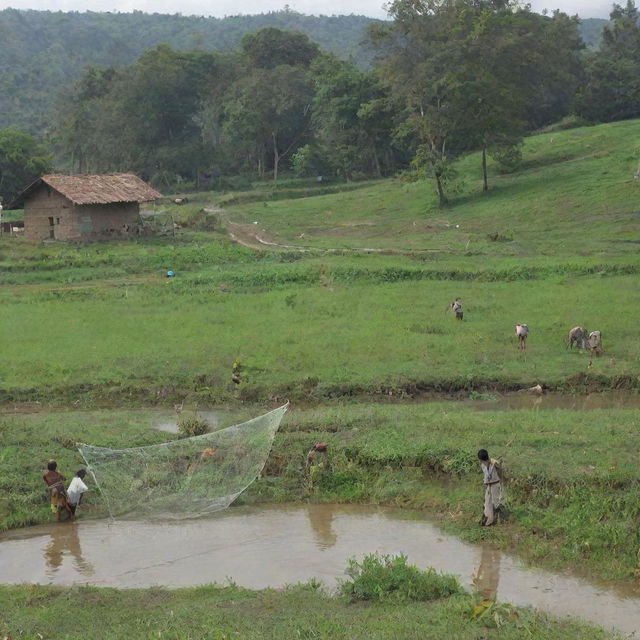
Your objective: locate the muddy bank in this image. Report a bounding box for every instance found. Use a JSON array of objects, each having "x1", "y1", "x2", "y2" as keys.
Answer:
[
  {"x1": 1, "y1": 504, "x2": 639, "y2": 636},
  {"x1": 1, "y1": 373, "x2": 639, "y2": 408}
]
